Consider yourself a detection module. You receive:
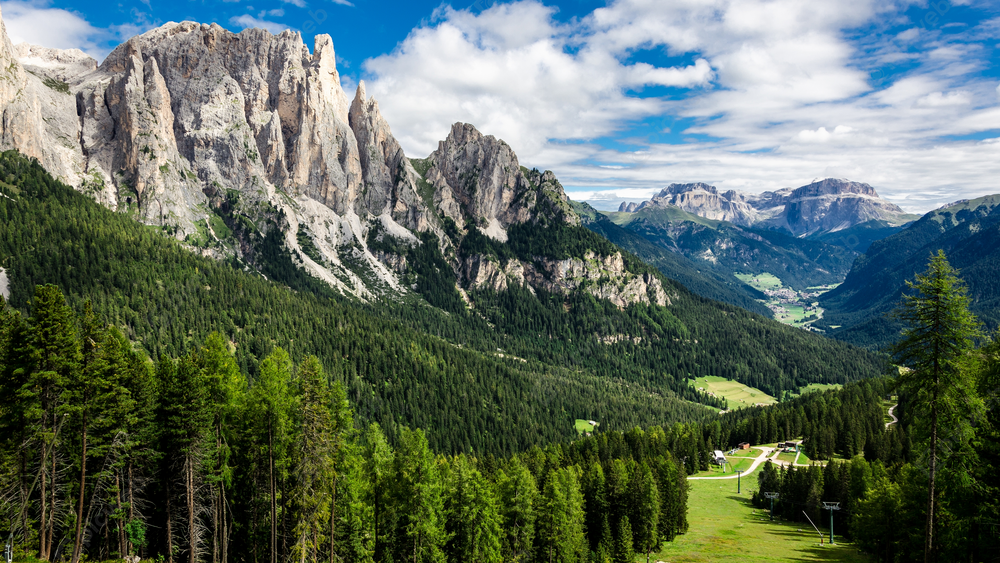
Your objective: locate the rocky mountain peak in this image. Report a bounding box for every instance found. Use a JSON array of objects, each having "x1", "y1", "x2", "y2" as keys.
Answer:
[
  {"x1": 0, "y1": 12, "x2": 654, "y2": 311},
  {"x1": 788, "y1": 178, "x2": 881, "y2": 200},
  {"x1": 426, "y1": 122, "x2": 578, "y2": 241},
  {"x1": 639, "y1": 182, "x2": 757, "y2": 225},
  {"x1": 628, "y1": 177, "x2": 911, "y2": 236}
]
